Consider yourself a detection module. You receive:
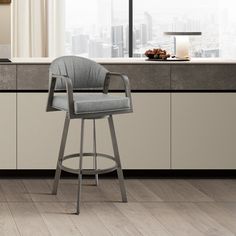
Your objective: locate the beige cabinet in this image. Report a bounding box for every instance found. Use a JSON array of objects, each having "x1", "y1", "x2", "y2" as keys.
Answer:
[
  {"x1": 17, "y1": 93, "x2": 171, "y2": 169},
  {"x1": 172, "y1": 93, "x2": 236, "y2": 169},
  {"x1": 114, "y1": 93, "x2": 170, "y2": 169},
  {"x1": 17, "y1": 93, "x2": 81, "y2": 169},
  {"x1": 13, "y1": 92, "x2": 236, "y2": 170},
  {"x1": 95, "y1": 93, "x2": 171, "y2": 169},
  {"x1": 0, "y1": 94, "x2": 16, "y2": 169}
]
